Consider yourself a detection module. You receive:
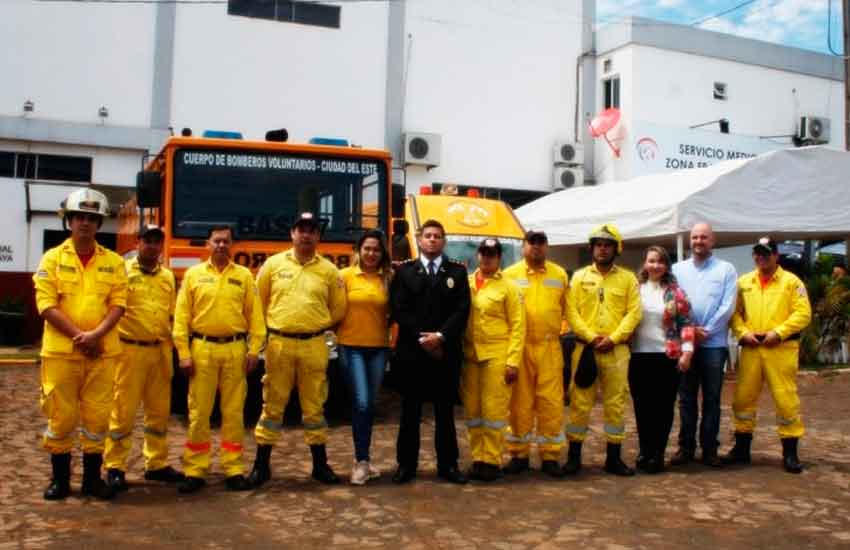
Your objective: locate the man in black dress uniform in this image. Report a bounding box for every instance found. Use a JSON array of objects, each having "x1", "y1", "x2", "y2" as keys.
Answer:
[{"x1": 391, "y1": 219, "x2": 471, "y2": 484}]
